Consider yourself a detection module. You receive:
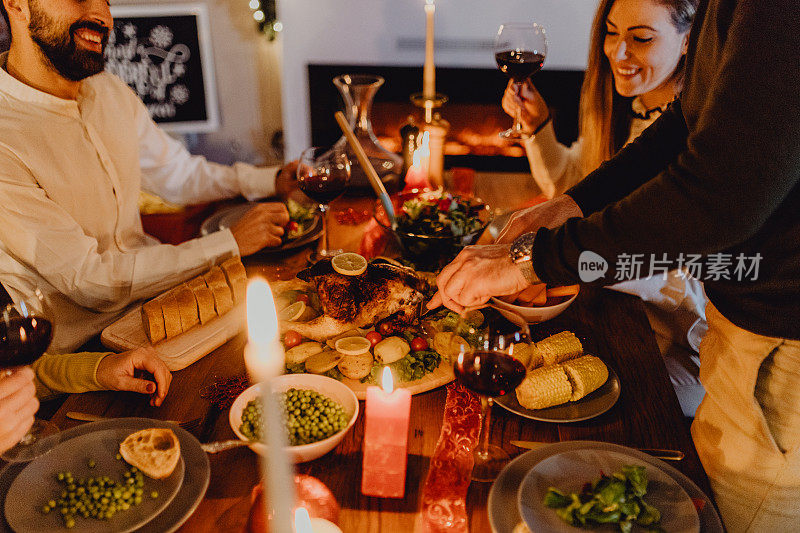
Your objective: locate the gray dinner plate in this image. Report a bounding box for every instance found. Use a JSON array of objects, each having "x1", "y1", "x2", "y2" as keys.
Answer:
[
  {"x1": 488, "y1": 441, "x2": 723, "y2": 533},
  {"x1": 518, "y1": 449, "x2": 700, "y2": 533},
  {"x1": 200, "y1": 203, "x2": 321, "y2": 253},
  {"x1": 0, "y1": 418, "x2": 210, "y2": 533},
  {"x1": 494, "y1": 366, "x2": 621, "y2": 423},
  {"x1": 5, "y1": 428, "x2": 185, "y2": 533}
]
